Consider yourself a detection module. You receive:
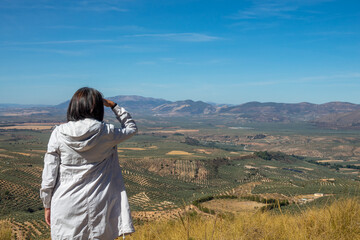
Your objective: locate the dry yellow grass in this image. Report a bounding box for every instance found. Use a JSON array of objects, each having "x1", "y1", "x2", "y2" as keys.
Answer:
[
  {"x1": 244, "y1": 165, "x2": 258, "y2": 169},
  {"x1": 147, "y1": 146, "x2": 158, "y2": 149},
  {"x1": 0, "y1": 122, "x2": 62, "y2": 130},
  {"x1": 0, "y1": 154, "x2": 14, "y2": 159},
  {"x1": 201, "y1": 199, "x2": 265, "y2": 213},
  {"x1": 126, "y1": 198, "x2": 360, "y2": 240},
  {"x1": 12, "y1": 152, "x2": 32, "y2": 156},
  {"x1": 0, "y1": 221, "x2": 11, "y2": 240},
  {"x1": 2, "y1": 111, "x2": 49, "y2": 116},
  {"x1": 166, "y1": 151, "x2": 193, "y2": 155},
  {"x1": 263, "y1": 165, "x2": 278, "y2": 169},
  {"x1": 317, "y1": 159, "x2": 344, "y2": 163},
  {"x1": 297, "y1": 167, "x2": 314, "y2": 171},
  {"x1": 30, "y1": 149, "x2": 46, "y2": 153},
  {"x1": 195, "y1": 149, "x2": 212, "y2": 154},
  {"x1": 151, "y1": 129, "x2": 199, "y2": 134},
  {"x1": 118, "y1": 147, "x2": 146, "y2": 151}
]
